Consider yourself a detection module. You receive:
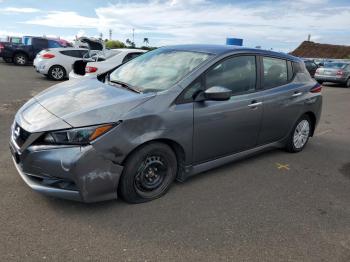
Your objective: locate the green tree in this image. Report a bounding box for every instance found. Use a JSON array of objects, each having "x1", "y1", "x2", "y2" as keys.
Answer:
[{"x1": 105, "y1": 40, "x2": 126, "y2": 49}]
